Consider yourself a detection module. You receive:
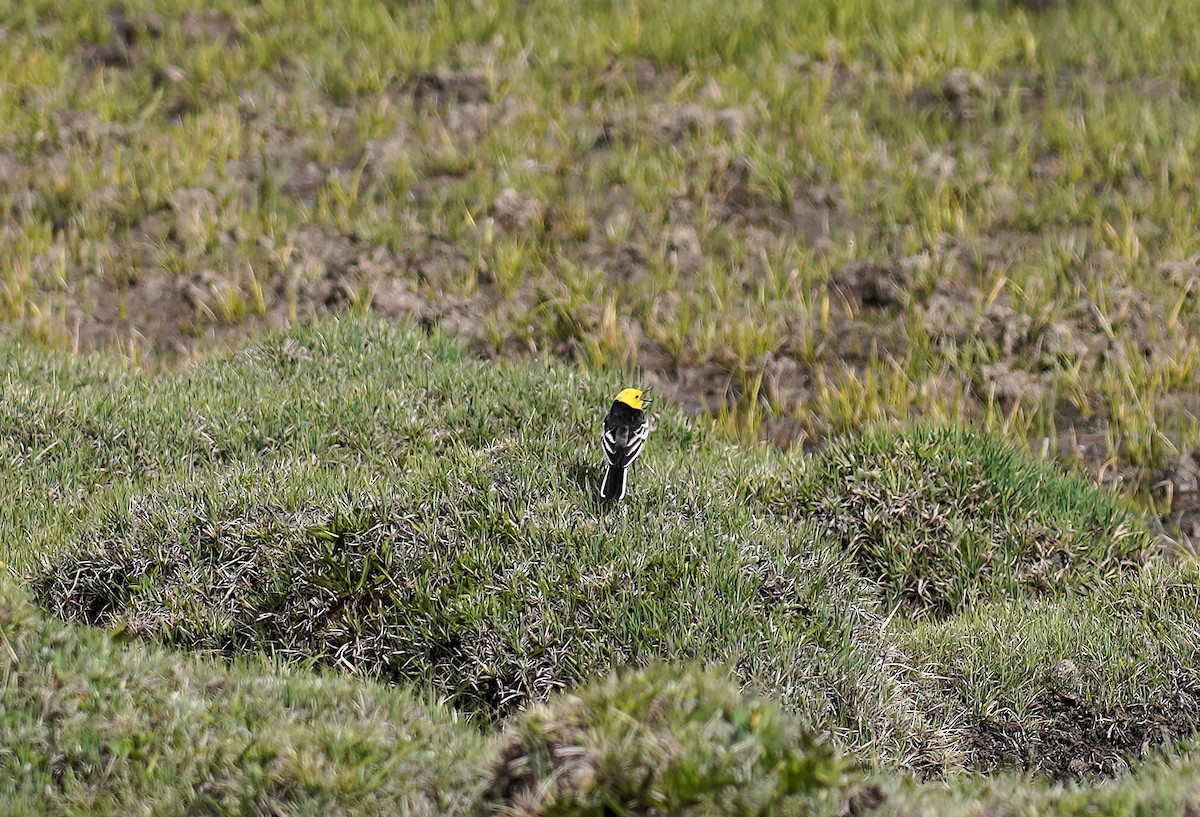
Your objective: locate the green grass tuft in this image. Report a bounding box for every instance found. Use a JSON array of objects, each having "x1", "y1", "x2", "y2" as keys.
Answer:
[
  {"x1": 900, "y1": 567, "x2": 1200, "y2": 777},
  {"x1": 759, "y1": 425, "x2": 1152, "y2": 616},
  {"x1": 0, "y1": 578, "x2": 486, "y2": 816},
  {"x1": 481, "y1": 663, "x2": 849, "y2": 817}
]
